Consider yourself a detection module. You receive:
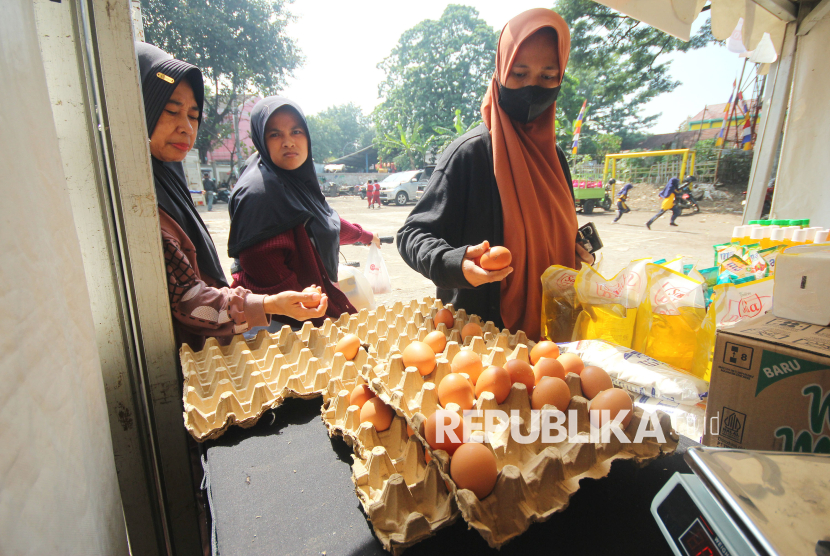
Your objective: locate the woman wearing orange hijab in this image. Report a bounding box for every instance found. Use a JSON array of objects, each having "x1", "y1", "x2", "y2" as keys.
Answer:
[{"x1": 397, "y1": 8, "x2": 593, "y2": 341}]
